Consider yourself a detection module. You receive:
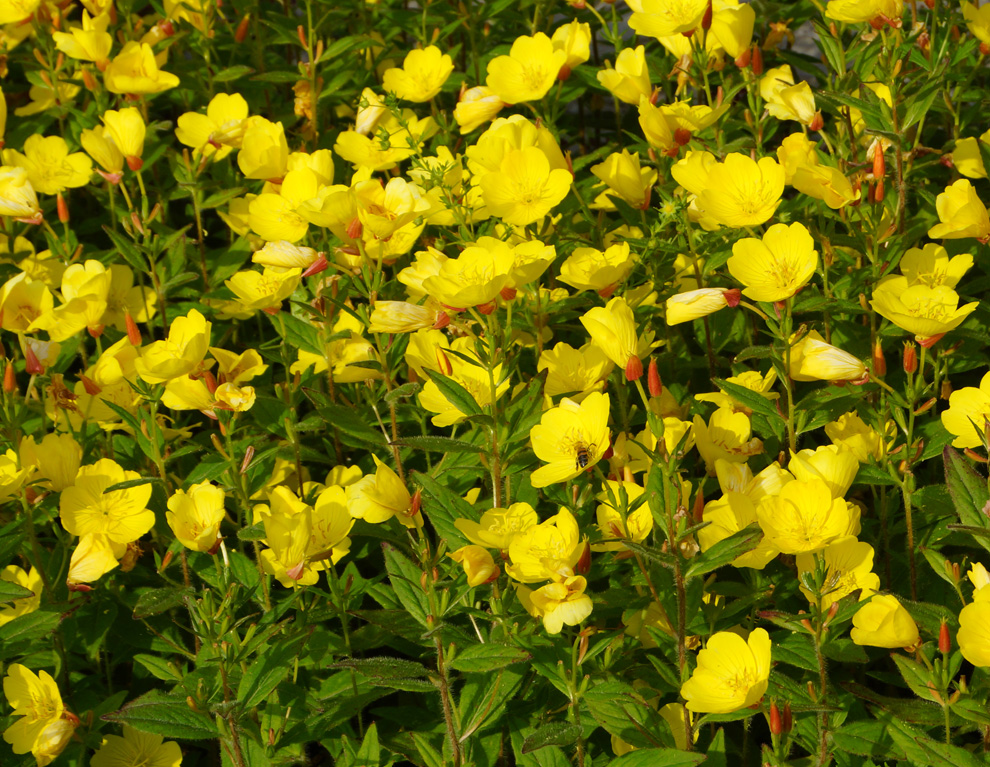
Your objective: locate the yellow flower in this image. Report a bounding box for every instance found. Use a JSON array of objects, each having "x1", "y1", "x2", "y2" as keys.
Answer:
[
  {"x1": 530, "y1": 575, "x2": 593, "y2": 634},
  {"x1": 346, "y1": 456, "x2": 421, "y2": 528},
  {"x1": 825, "y1": 0, "x2": 904, "y2": 25},
  {"x1": 136, "y1": 309, "x2": 212, "y2": 384},
  {"x1": 825, "y1": 412, "x2": 891, "y2": 462},
  {"x1": 506, "y1": 507, "x2": 584, "y2": 582},
  {"x1": 928, "y1": 179, "x2": 990, "y2": 241},
  {"x1": 530, "y1": 392, "x2": 611, "y2": 487},
  {"x1": 104, "y1": 41, "x2": 180, "y2": 94},
  {"x1": 963, "y1": 2, "x2": 990, "y2": 45},
  {"x1": 638, "y1": 99, "x2": 721, "y2": 155},
  {"x1": 788, "y1": 445, "x2": 859, "y2": 499},
  {"x1": 693, "y1": 408, "x2": 763, "y2": 473},
  {"x1": 32, "y1": 718, "x2": 76, "y2": 766},
  {"x1": 850, "y1": 594, "x2": 920, "y2": 648},
  {"x1": 454, "y1": 86, "x2": 504, "y2": 134},
  {"x1": 580, "y1": 296, "x2": 655, "y2": 376},
  {"x1": 0, "y1": 166, "x2": 42, "y2": 220},
  {"x1": 757, "y1": 478, "x2": 853, "y2": 554},
  {"x1": 52, "y1": 10, "x2": 112, "y2": 67},
  {"x1": 2, "y1": 664, "x2": 67, "y2": 760},
  {"x1": 508, "y1": 239, "x2": 555, "y2": 288},
  {"x1": 382, "y1": 45, "x2": 453, "y2": 102},
  {"x1": 480, "y1": 146, "x2": 571, "y2": 226},
  {"x1": 898, "y1": 243, "x2": 972, "y2": 289},
  {"x1": 665, "y1": 288, "x2": 733, "y2": 326},
  {"x1": 455, "y1": 502, "x2": 539, "y2": 551},
  {"x1": 418, "y1": 340, "x2": 509, "y2": 427},
  {"x1": 309, "y1": 484, "x2": 355, "y2": 567},
  {"x1": 593, "y1": 480, "x2": 650, "y2": 551},
  {"x1": 728, "y1": 222, "x2": 817, "y2": 302},
  {"x1": 796, "y1": 536, "x2": 879, "y2": 610},
  {"x1": 559, "y1": 242, "x2": 636, "y2": 293},
  {"x1": 590, "y1": 151, "x2": 656, "y2": 210},
  {"x1": 941, "y1": 371, "x2": 990, "y2": 449},
  {"x1": 551, "y1": 20, "x2": 592, "y2": 71},
  {"x1": 448, "y1": 545, "x2": 500, "y2": 586},
  {"x1": 66, "y1": 534, "x2": 122, "y2": 589},
  {"x1": 792, "y1": 163, "x2": 860, "y2": 209},
  {"x1": 958, "y1": 601, "x2": 990, "y2": 667},
  {"x1": 0, "y1": 0, "x2": 39, "y2": 24},
  {"x1": 871, "y1": 281, "x2": 977, "y2": 343},
  {"x1": 597, "y1": 46, "x2": 651, "y2": 105},
  {"x1": 166, "y1": 481, "x2": 226, "y2": 553},
  {"x1": 681, "y1": 629, "x2": 771, "y2": 714},
  {"x1": 695, "y1": 154, "x2": 784, "y2": 228},
  {"x1": 102, "y1": 107, "x2": 146, "y2": 170},
  {"x1": 19, "y1": 432, "x2": 82, "y2": 493},
  {"x1": 0, "y1": 448, "x2": 32, "y2": 503},
  {"x1": 630, "y1": 0, "x2": 710, "y2": 38},
  {"x1": 259, "y1": 493, "x2": 317, "y2": 588},
  {"x1": 59, "y1": 459, "x2": 155, "y2": 544},
  {"x1": 368, "y1": 299, "x2": 441, "y2": 334},
  {"x1": 422, "y1": 236, "x2": 514, "y2": 309},
  {"x1": 176, "y1": 92, "x2": 250, "y2": 160},
  {"x1": 0, "y1": 565, "x2": 42, "y2": 627},
  {"x1": 225, "y1": 266, "x2": 301, "y2": 314},
  {"x1": 486, "y1": 33, "x2": 566, "y2": 104},
  {"x1": 789, "y1": 330, "x2": 867, "y2": 382},
  {"x1": 5, "y1": 135, "x2": 92, "y2": 196},
  {"x1": 696, "y1": 369, "x2": 778, "y2": 413},
  {"x1": 538, "y1": 342, "x2": 613, "y2": 398},
  {"x1": 354, "y1": 177, "x2": 432, "y2": 239},
  {"x1": 237, "y1": 117, "x2": 289, "y2": 181},
  {"x1": 777, "y1": 132, "x2": 820, "y2": 184},
  {"x1": 700, "y1": 492, "x2": 779, "y2": 569},
  {"x1": 950, "y1": 131, "x2": 990, "y2": 179},
  {"x1": 760, "y1": 65, "x2": 819, "y2": 126},
  {"x1": 91, "y1": 726, "x2": 182, "y2": 767}
]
